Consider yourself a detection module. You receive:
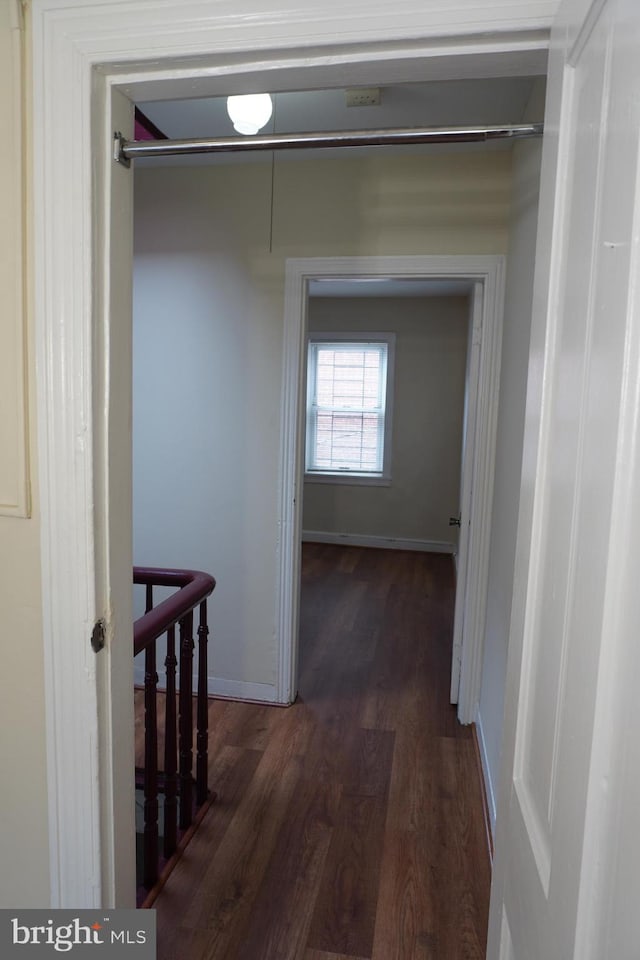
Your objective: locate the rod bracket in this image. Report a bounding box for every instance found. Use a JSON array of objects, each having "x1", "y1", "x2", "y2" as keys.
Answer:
[{"x1": 113, "y1": 131, "x2": 131, "y2": 168}]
